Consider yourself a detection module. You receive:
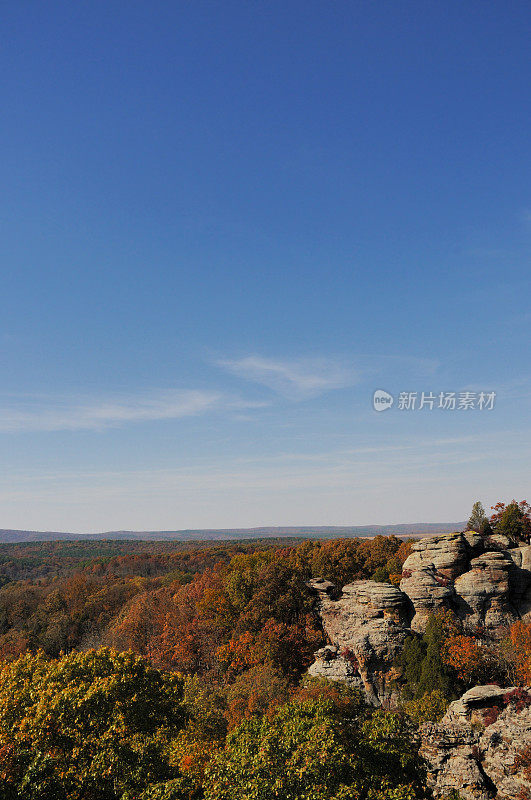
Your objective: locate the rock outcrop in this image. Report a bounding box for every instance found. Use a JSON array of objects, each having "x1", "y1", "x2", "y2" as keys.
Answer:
[
  {"x1": 421, "y1": 685, "x2": 531, "y2": 799},
  {"x1": 308, "y1": 531, "x2": 531, "y2": 705},
  {"x1": 454, "y1": 551, "x2": 519, "y2": 635},
  {"x1": 307, "y1": 578, "x2": 409, "y2": 704},
  {"x1": 399, "y1": 532, "x2": 531, "y2": 636},
  {"x1": 308, "y1": 532, "x2": 531, "y2": 798}
]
